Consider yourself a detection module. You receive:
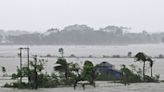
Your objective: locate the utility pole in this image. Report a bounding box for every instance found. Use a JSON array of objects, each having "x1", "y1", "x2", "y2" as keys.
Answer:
[
  {"x1": 19, "y1": 47, "x2": 30, "y2": 84},
  {"x1": 19, "y1": 47, "x2": 23, "y2": 83},
  {"x1": 26, "y1": 47, "x2": 30, "y2": 83},
  {"x1": 33, "y1": 55, "x2": 38, "y2": 89}
]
